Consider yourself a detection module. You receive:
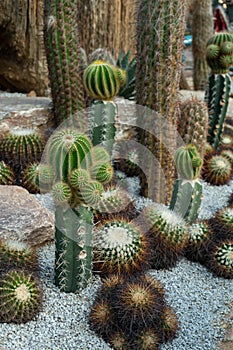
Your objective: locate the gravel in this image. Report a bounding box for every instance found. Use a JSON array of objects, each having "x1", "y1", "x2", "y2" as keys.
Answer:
[{"x1": 0, "y1": 178, "x2": 233, "y2": 350}]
